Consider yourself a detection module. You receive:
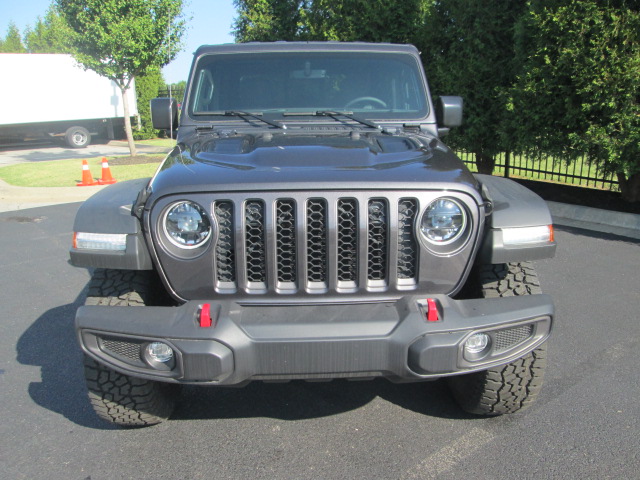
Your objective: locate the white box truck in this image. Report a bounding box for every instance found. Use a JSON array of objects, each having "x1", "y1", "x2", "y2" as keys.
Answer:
[{"x1": 0, "y1": 53, "x2": 138, "y2": 148}]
